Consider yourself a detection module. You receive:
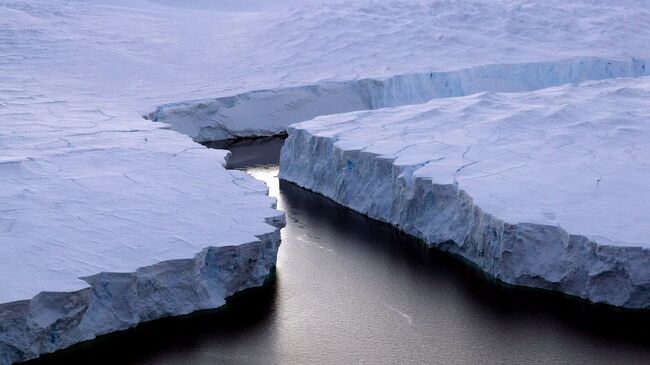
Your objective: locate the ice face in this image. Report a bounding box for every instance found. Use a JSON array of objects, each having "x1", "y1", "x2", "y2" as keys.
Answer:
[
  {"x1": 148, "y1": 0, "x2": 650, "y2": 141},
  {"x1": 0, "y1": 1, "x2": 288, "y2": 363},
  {"x1": 0, "y1": 93, "x2": 286, "y2": 364},
  {"x1": 150, "y1": 58, "x2": 649, "y2": 142},
  {"x1": 279, "y1": 77, "x2": 650, "y2": 308}
]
